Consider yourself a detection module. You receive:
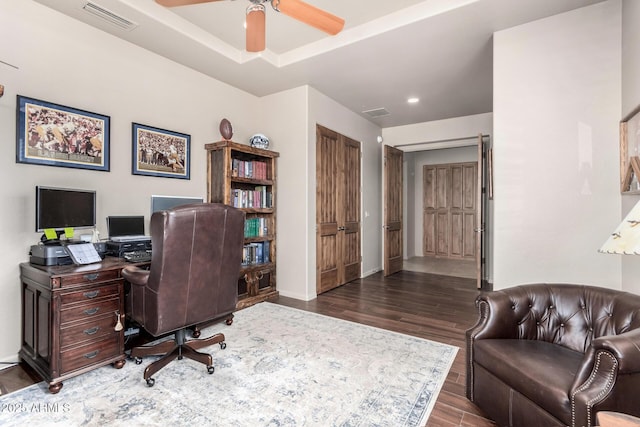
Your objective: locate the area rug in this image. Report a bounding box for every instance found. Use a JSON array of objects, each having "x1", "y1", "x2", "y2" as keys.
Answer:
[{"x1": 0, "y1": 303, "x2": 457, "y2": 426}]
